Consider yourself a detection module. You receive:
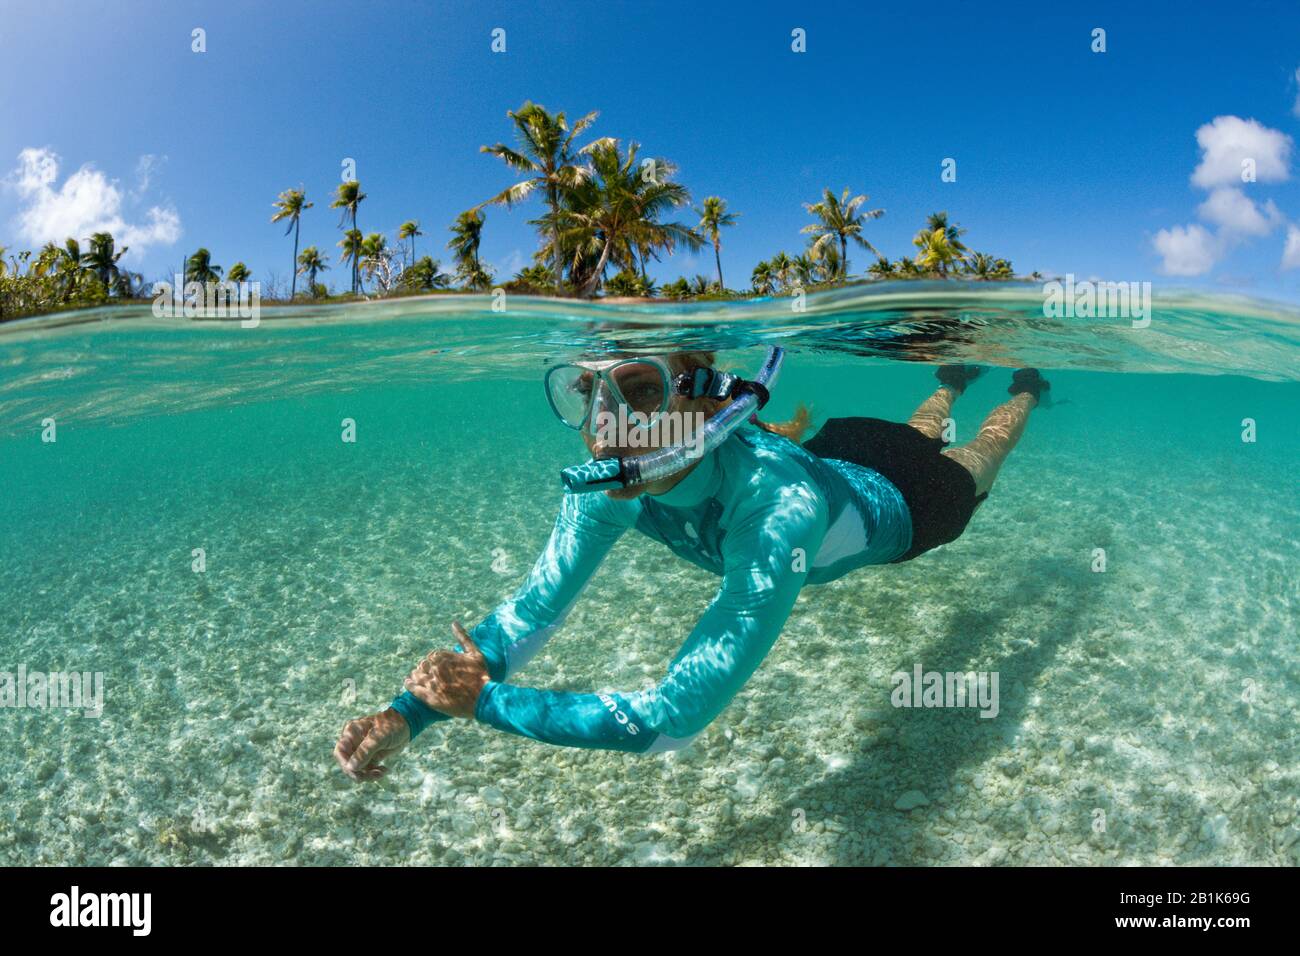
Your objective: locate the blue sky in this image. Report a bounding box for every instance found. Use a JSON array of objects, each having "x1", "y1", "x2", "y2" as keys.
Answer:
[{"x1": 4, "y1": 0, "x2": 1300, "y2": 297}]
